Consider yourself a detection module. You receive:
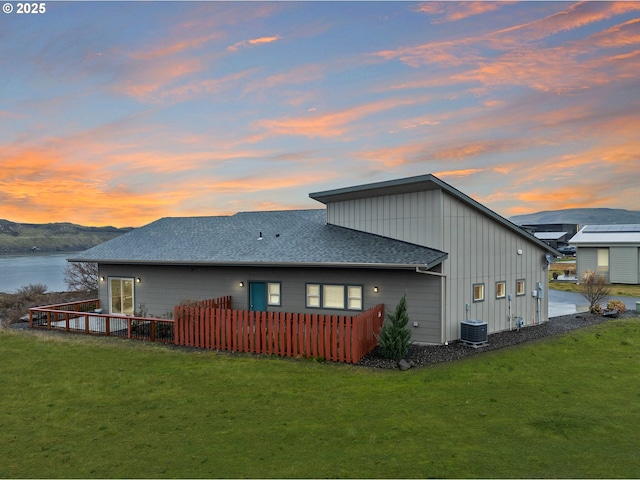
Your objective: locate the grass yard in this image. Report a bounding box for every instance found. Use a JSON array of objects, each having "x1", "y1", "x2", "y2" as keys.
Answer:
[
  {"x1": 549, "y1": 260, "x2": 640, "y2": 297},
  {"x1": 1, "y1": 322, "x2": 639, "y2": 479},
  {"x1": 550, "y1": 279, "x2": 640, "y2": 296}
]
